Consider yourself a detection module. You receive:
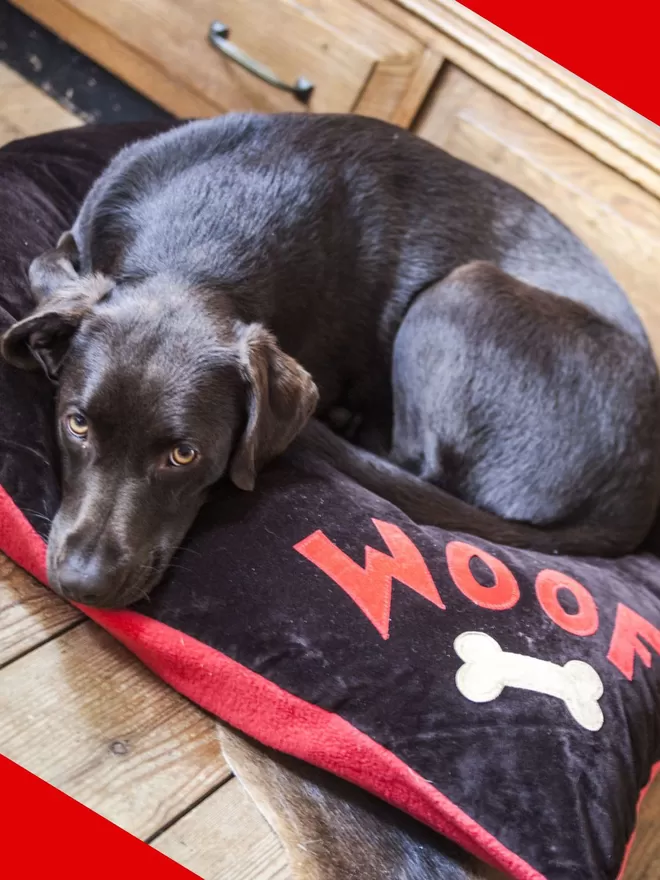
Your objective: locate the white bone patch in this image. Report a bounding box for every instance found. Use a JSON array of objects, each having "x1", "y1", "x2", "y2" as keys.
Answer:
[{"x1": 453, "y1": 631, "x2": 604, "y2": 732}]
